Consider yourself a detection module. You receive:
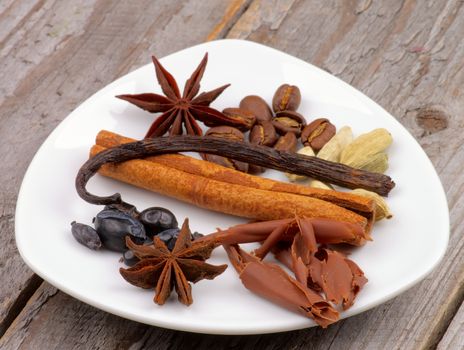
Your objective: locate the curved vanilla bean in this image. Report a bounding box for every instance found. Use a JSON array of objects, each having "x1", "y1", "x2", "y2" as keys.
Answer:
[{"x1": 76, "y1": 136, "x2": 395, "y2": 205}]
